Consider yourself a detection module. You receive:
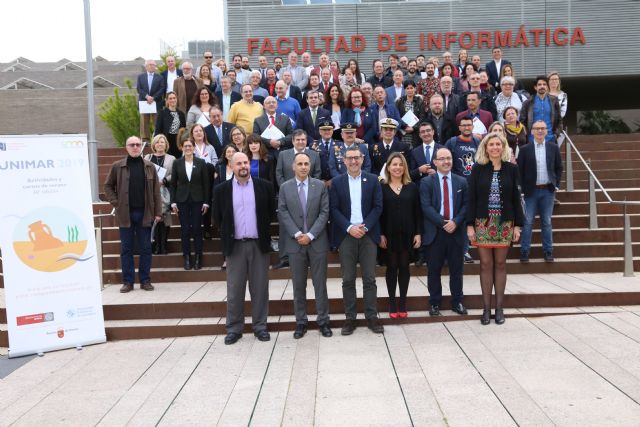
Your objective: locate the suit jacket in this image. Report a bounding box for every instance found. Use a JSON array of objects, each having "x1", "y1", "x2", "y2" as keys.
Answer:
[
  {"x1": 275, "y1": 148, "x2": 321, "y2": 186},
  {"x1": 340, "y1": 107, "x2": 378, "y2": 146},
  {"x1": 204, "y1": 121, "x2": 233, "y2": 158},
  {"x1": 367, "y1": 102, "x2": 402, "y2": 143},
  {"x1": 309, "y1": 138, "x2": 337, "y2": 181},
  {"x1": 161, "y1": 68, "x2": 183, "y2": 89},
  {"x1": 485, "y1": 59, "x2": 511, "y2": 89},
  {"x1": 253, "y1": 113, "x2": 294, "y2": 153},
  {"x1": 173, "y1": 76, "x2": 203, "y2": 115},
  {"x1": 169, "y1": 156, "x2": 211, "y2": 204},
  {"x1": 409, "y1": 142, "x2": 444, "y2": 182},
  {"x1": 215, "y1": 90, "x2": 242, "y2": 117},
  {"x1": 517, "y1": 141, "x2": 563, "y2": 197},
  {"x1": 285, "y1": 65, "x2": 309, "y2": 90},
  {"x1": 329, "y1": 171, "x2": 383, "y2": 248},
  {"x1": 288, "y1": 85, "x2": 303, "y2": 106},
  {"x1": 136, "y1": 72, "x2": 166, "y2": 111},
  {"x1": 420, "y1": 173, "x2": 468, "y2": 246},
  {"x1": 329, "y1": 142, "x2": 371, "y2": 178},
  {"x1": 212, "y1": 176, "x2": 275, "y2": 256},
  {"x1": 424, "y1": 112, "x2": 456, "y2": 146},
  {"x1": 459, "y1": 92, "x2": 499, "y2": 121},
  {"x1": 278, "y1": 177, "x2": 329, "y2": 254},
  {"x1": 455, "y1": 109, "x2": 494, "y2": 131},
  {"x1": 466, "y1": 162, "x2": 524, "y2": 226},
  {"x1": 385, "y1": 86, "x2": 405, "y2": 103},
  {"x1": 296, "y1": 107, "x2": 331, "y2": 141},
  {"x1": 370, "y1": 139, "x2": 411, "y2": 175}
]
